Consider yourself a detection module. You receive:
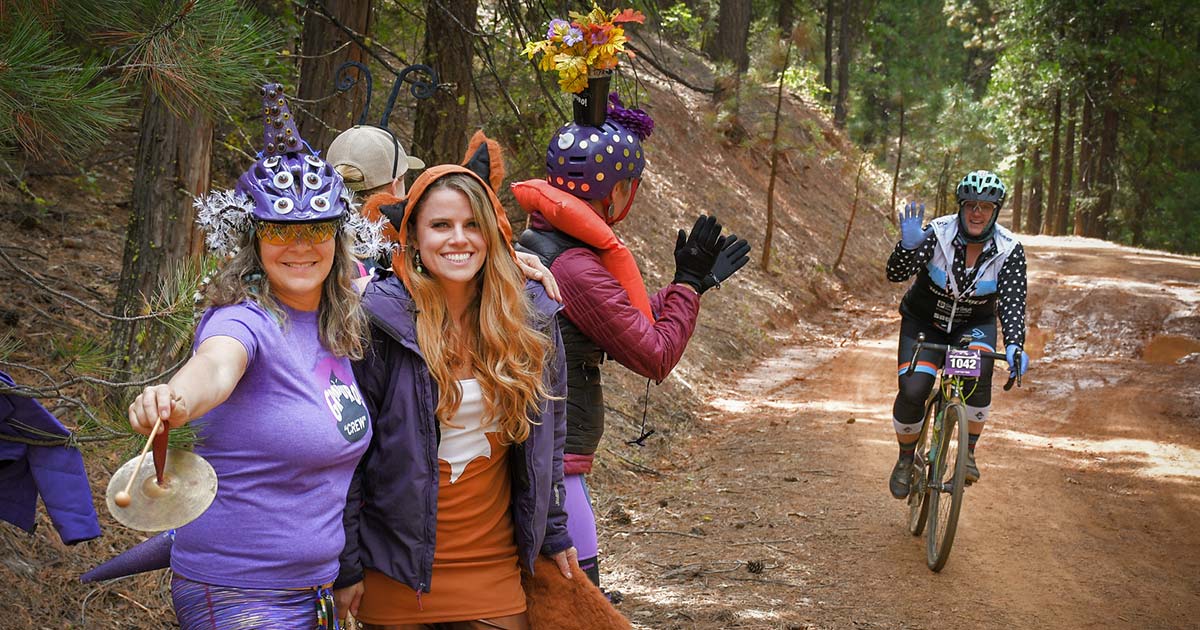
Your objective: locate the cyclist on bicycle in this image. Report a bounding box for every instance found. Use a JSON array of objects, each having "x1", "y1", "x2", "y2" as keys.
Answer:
[{"x1": 886, "y1": 170, "x2": 1030, "y2": 499}]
